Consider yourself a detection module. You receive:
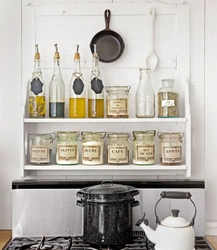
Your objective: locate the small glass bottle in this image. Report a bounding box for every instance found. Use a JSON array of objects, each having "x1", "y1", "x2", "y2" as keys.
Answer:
[
  {"x1": 105, "y1": 86, "x2": 130, "y2": 118},
  {"x1": 56, "y1": 131, "x2": 79, "y2": 165},
  {"x1": 81, "y1": 132, "x2": 105, "y2": 165},
  {"x1": 88, "y1": 44, "x2": 104, "y2": 118},
  {"x1": 69, "y1": 45, "x2": 85, "y2": 118},
  {"x1": 49, "y1": 44, "x2": 65, "y2": 118},
  {"x1": 107, "y1": 133, "x2": 130, "y2": 164},
  {"x1": 28, "y1": 133, "x2": 54, "y2": 165},
  {"x1": 132, "y1": 130, "x2": 156, "y2": 165},
  {"x1": 135, "y1": 68, "x2": 155, "y2": 118},
  {"x1": 158, "y1": 132, "x2": 184, "y2": 165},
  {"x1": 158, "y1": 79, "x2": 179, "y2": 118},
  {"x1": 28, "y1": 44, "x2": 46, "y2": 118}
]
